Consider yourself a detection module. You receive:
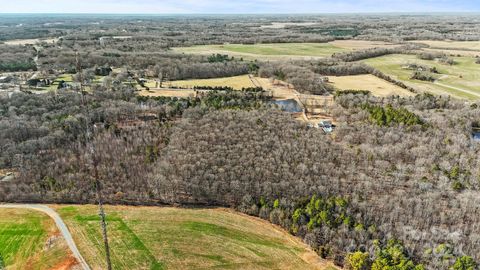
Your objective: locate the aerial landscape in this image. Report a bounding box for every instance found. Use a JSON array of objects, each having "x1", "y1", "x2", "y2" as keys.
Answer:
[{"x1": 1, "y1": 1, "x2": 480, "y2": 270}]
